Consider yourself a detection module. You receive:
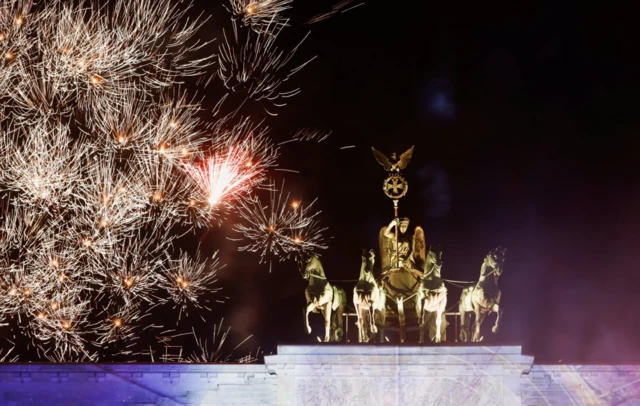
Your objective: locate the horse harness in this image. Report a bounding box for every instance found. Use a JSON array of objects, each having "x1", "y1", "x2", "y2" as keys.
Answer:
[{"x1": 308, "y1": 273, "x2": 327, "y2": 280}]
